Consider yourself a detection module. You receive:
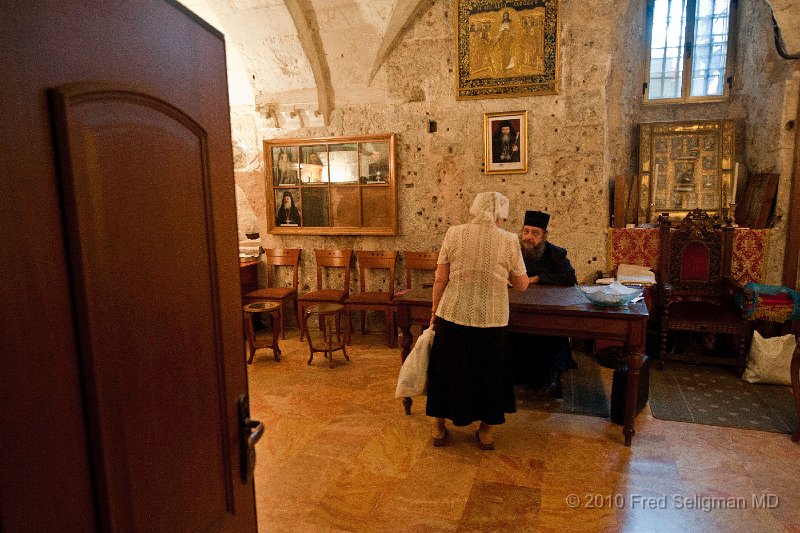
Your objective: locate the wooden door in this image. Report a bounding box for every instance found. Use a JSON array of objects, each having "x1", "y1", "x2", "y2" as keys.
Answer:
[{"x1": 0, "y1": 1, "x2": 258, "y2": 531}]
